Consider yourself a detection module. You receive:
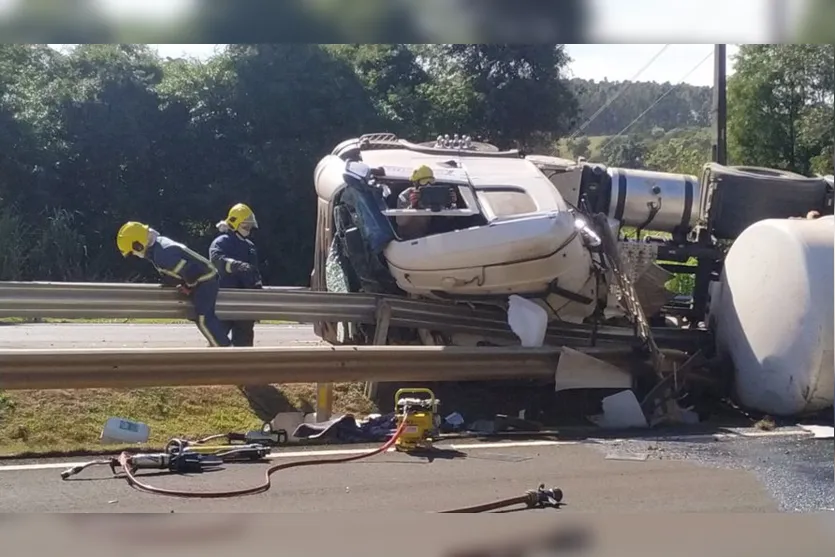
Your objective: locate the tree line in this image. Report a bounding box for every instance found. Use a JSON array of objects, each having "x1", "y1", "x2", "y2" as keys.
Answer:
[{"x1": 0, "y1": 43, "x2": 831, "y2": 286}]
